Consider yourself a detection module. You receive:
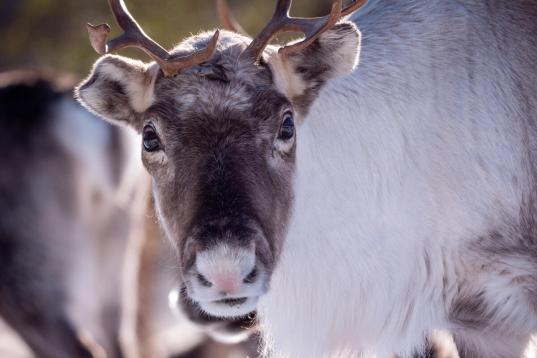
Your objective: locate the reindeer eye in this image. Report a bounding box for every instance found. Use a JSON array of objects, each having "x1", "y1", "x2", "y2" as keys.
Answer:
[
  {"x1": 142, "y1": 124, "x2": 162, "y2": 152},
  {"x1": 278, "y1": 112, "x2": 295, "y2": 140}
]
